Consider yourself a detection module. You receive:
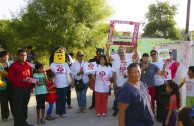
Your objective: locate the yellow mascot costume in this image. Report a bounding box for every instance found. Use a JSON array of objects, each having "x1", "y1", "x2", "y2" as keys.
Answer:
[{"x1": 50, "y1": 46, "x2": 72, "y2": 117}]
